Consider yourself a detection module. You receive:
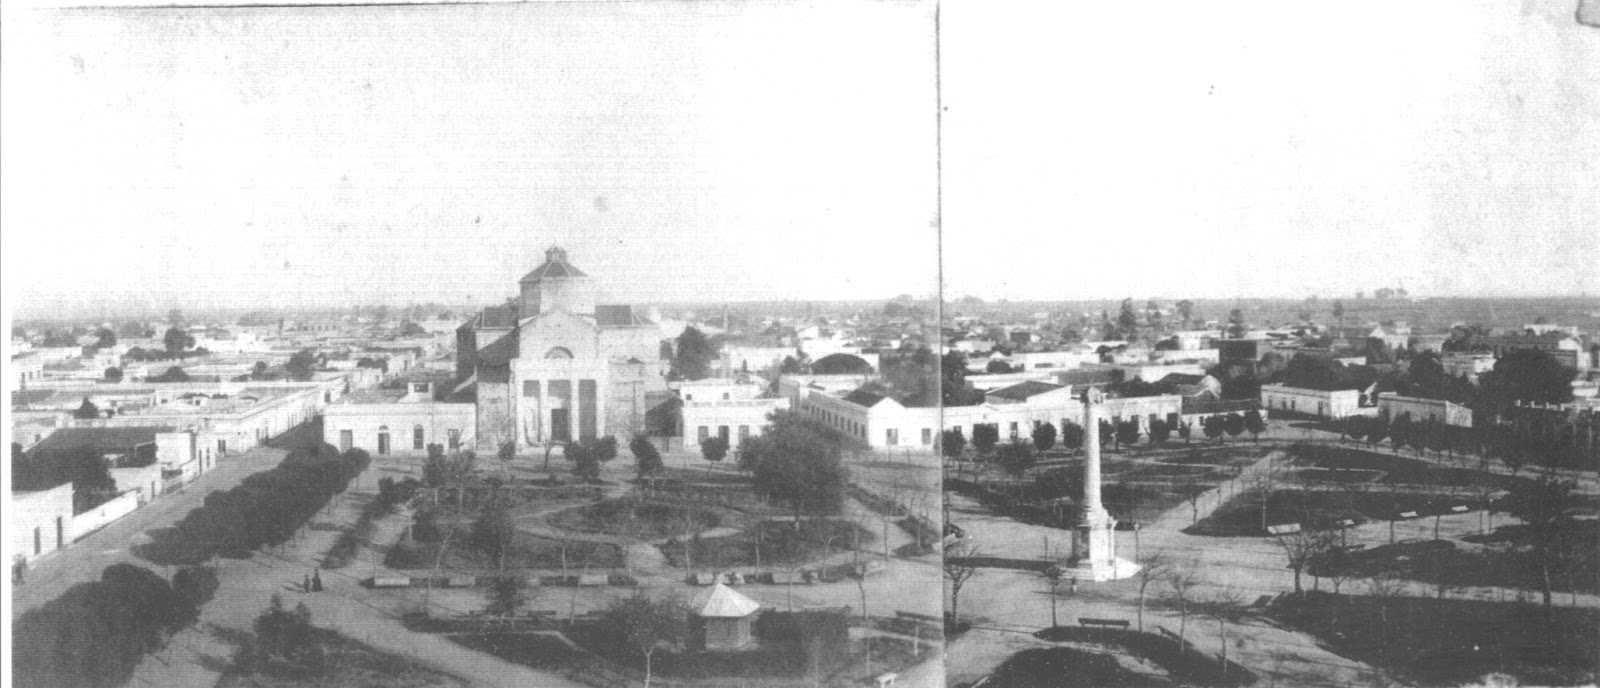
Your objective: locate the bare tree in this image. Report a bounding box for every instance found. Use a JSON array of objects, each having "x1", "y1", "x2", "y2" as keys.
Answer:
[
  {"x1": 1134, "y1": 552, "x2": 1172, "y2": 634},
  {"x1": 944, "y1": 542, "x2": 982, "y2": 627},
  {"x1": 1276, "y1": 528, "x2": 1338, "y2": 595},
  {"x1": 1164, "y1": 560, "x2": 1201, "y2": 650},
  {"x1": 1197, "y1": 587, "x2": 1246, "y2": 678},
  {"x1": 1364, "y1": 570, "x2": 1409, "y2": 651}
]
